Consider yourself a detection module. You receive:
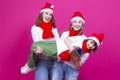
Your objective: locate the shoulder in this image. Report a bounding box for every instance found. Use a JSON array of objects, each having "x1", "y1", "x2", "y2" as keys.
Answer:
[
  {"x1": 80, "y1": 34, "x2": 87, "y2": 39},
  {"x1": 31, "y1": 25, "x2": 42, "y2": 31},
  {"x1": 68, "y1": 34, "x2": 87, "y2": 40},
  {"x1": 60, "y1": 31, "x2": 69, "y2": 40},
  {"x1": 52, "y1": 27, "x2": 58, "y2": 31},
  {"x1": 61, "y1": 31, "x2": 69, "y2": 37},
  {"x1": 62, "y1": 31, "x2": 69, "y2": 35}
]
